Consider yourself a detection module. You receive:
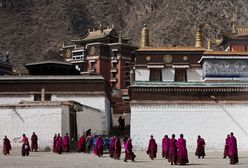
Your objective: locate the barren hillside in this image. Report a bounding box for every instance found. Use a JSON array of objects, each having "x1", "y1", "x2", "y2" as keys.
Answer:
[{"x1": 1, "y1": 0, "x2": 248, "y2": 72}]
